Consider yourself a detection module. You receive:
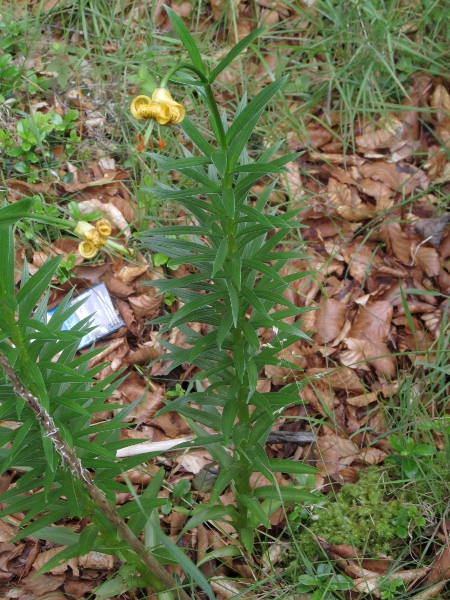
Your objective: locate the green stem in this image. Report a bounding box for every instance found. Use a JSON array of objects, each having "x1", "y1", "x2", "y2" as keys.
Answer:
[
  {"x1": 160, "y1": 62, "x2": 208, "y2": 88},
  {"x1": 204, "y1": 84, "x2": 227, "y2": 150},
  {"x1": 10, "y1": 213, "x2": 77, "y2": 229},
  {"x1": 159, "y1": 61, "x2": 227, "y2": 150}
]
